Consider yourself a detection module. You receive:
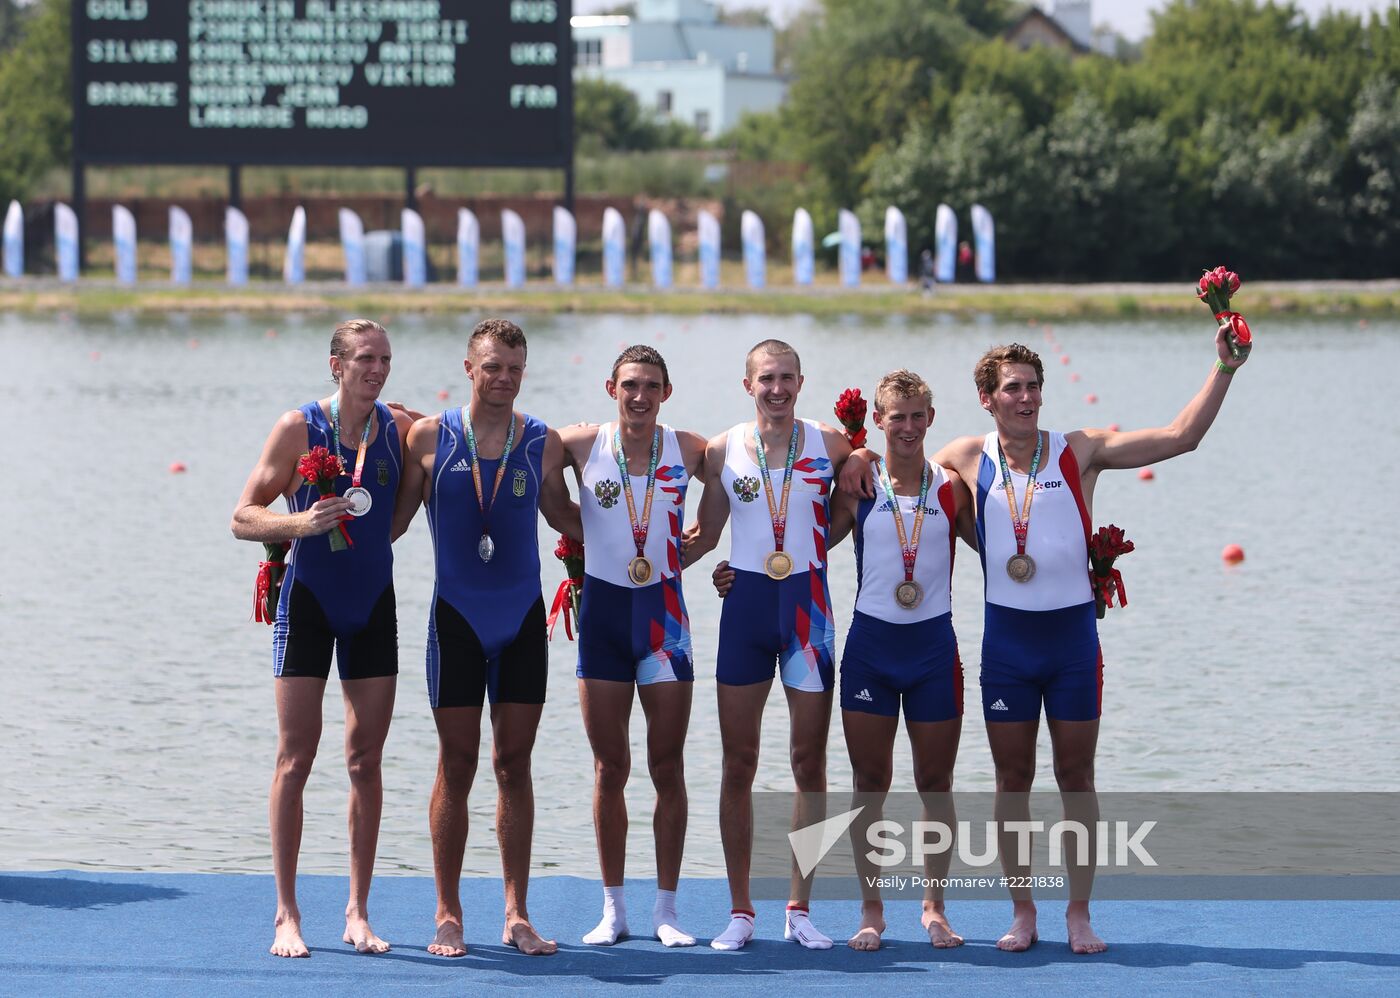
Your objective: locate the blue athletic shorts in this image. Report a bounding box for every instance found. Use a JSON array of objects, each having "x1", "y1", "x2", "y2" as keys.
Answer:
[
  {"x1": 979, "y1": 601, "x2": 1102, "y2": 722},
  {"x1": 577, "y1": 574, "x2": 694, "y2": 684},
  {"x1": 840, "y1": 610, "x2": 962, "y2": 723},
  {"x1": 716, "y1": 568, "x2": 836, "y2": 692}
]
